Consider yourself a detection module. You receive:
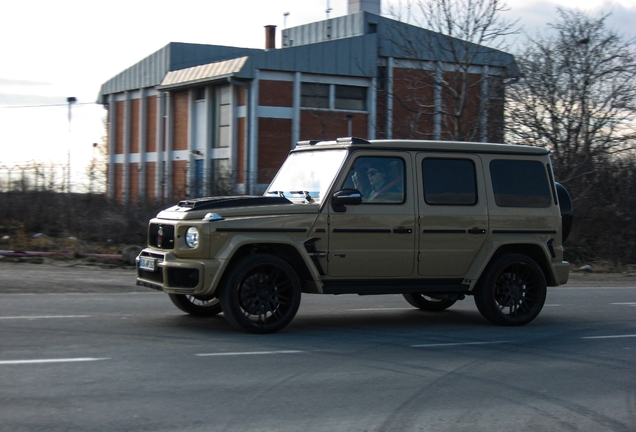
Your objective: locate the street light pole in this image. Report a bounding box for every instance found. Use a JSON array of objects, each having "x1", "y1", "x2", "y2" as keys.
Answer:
[{"x1": 67, "y1": 97, "x2": 77, "y2": 194}]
